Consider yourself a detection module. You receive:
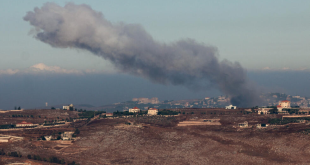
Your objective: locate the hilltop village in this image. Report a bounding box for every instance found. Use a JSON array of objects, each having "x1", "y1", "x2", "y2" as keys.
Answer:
[
  {"x1": 85, "y1": 93, "x2": 310, "y2": 112},
  {"x1": 1, "y1": 95, "x2": 310, "y2": 164}
]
